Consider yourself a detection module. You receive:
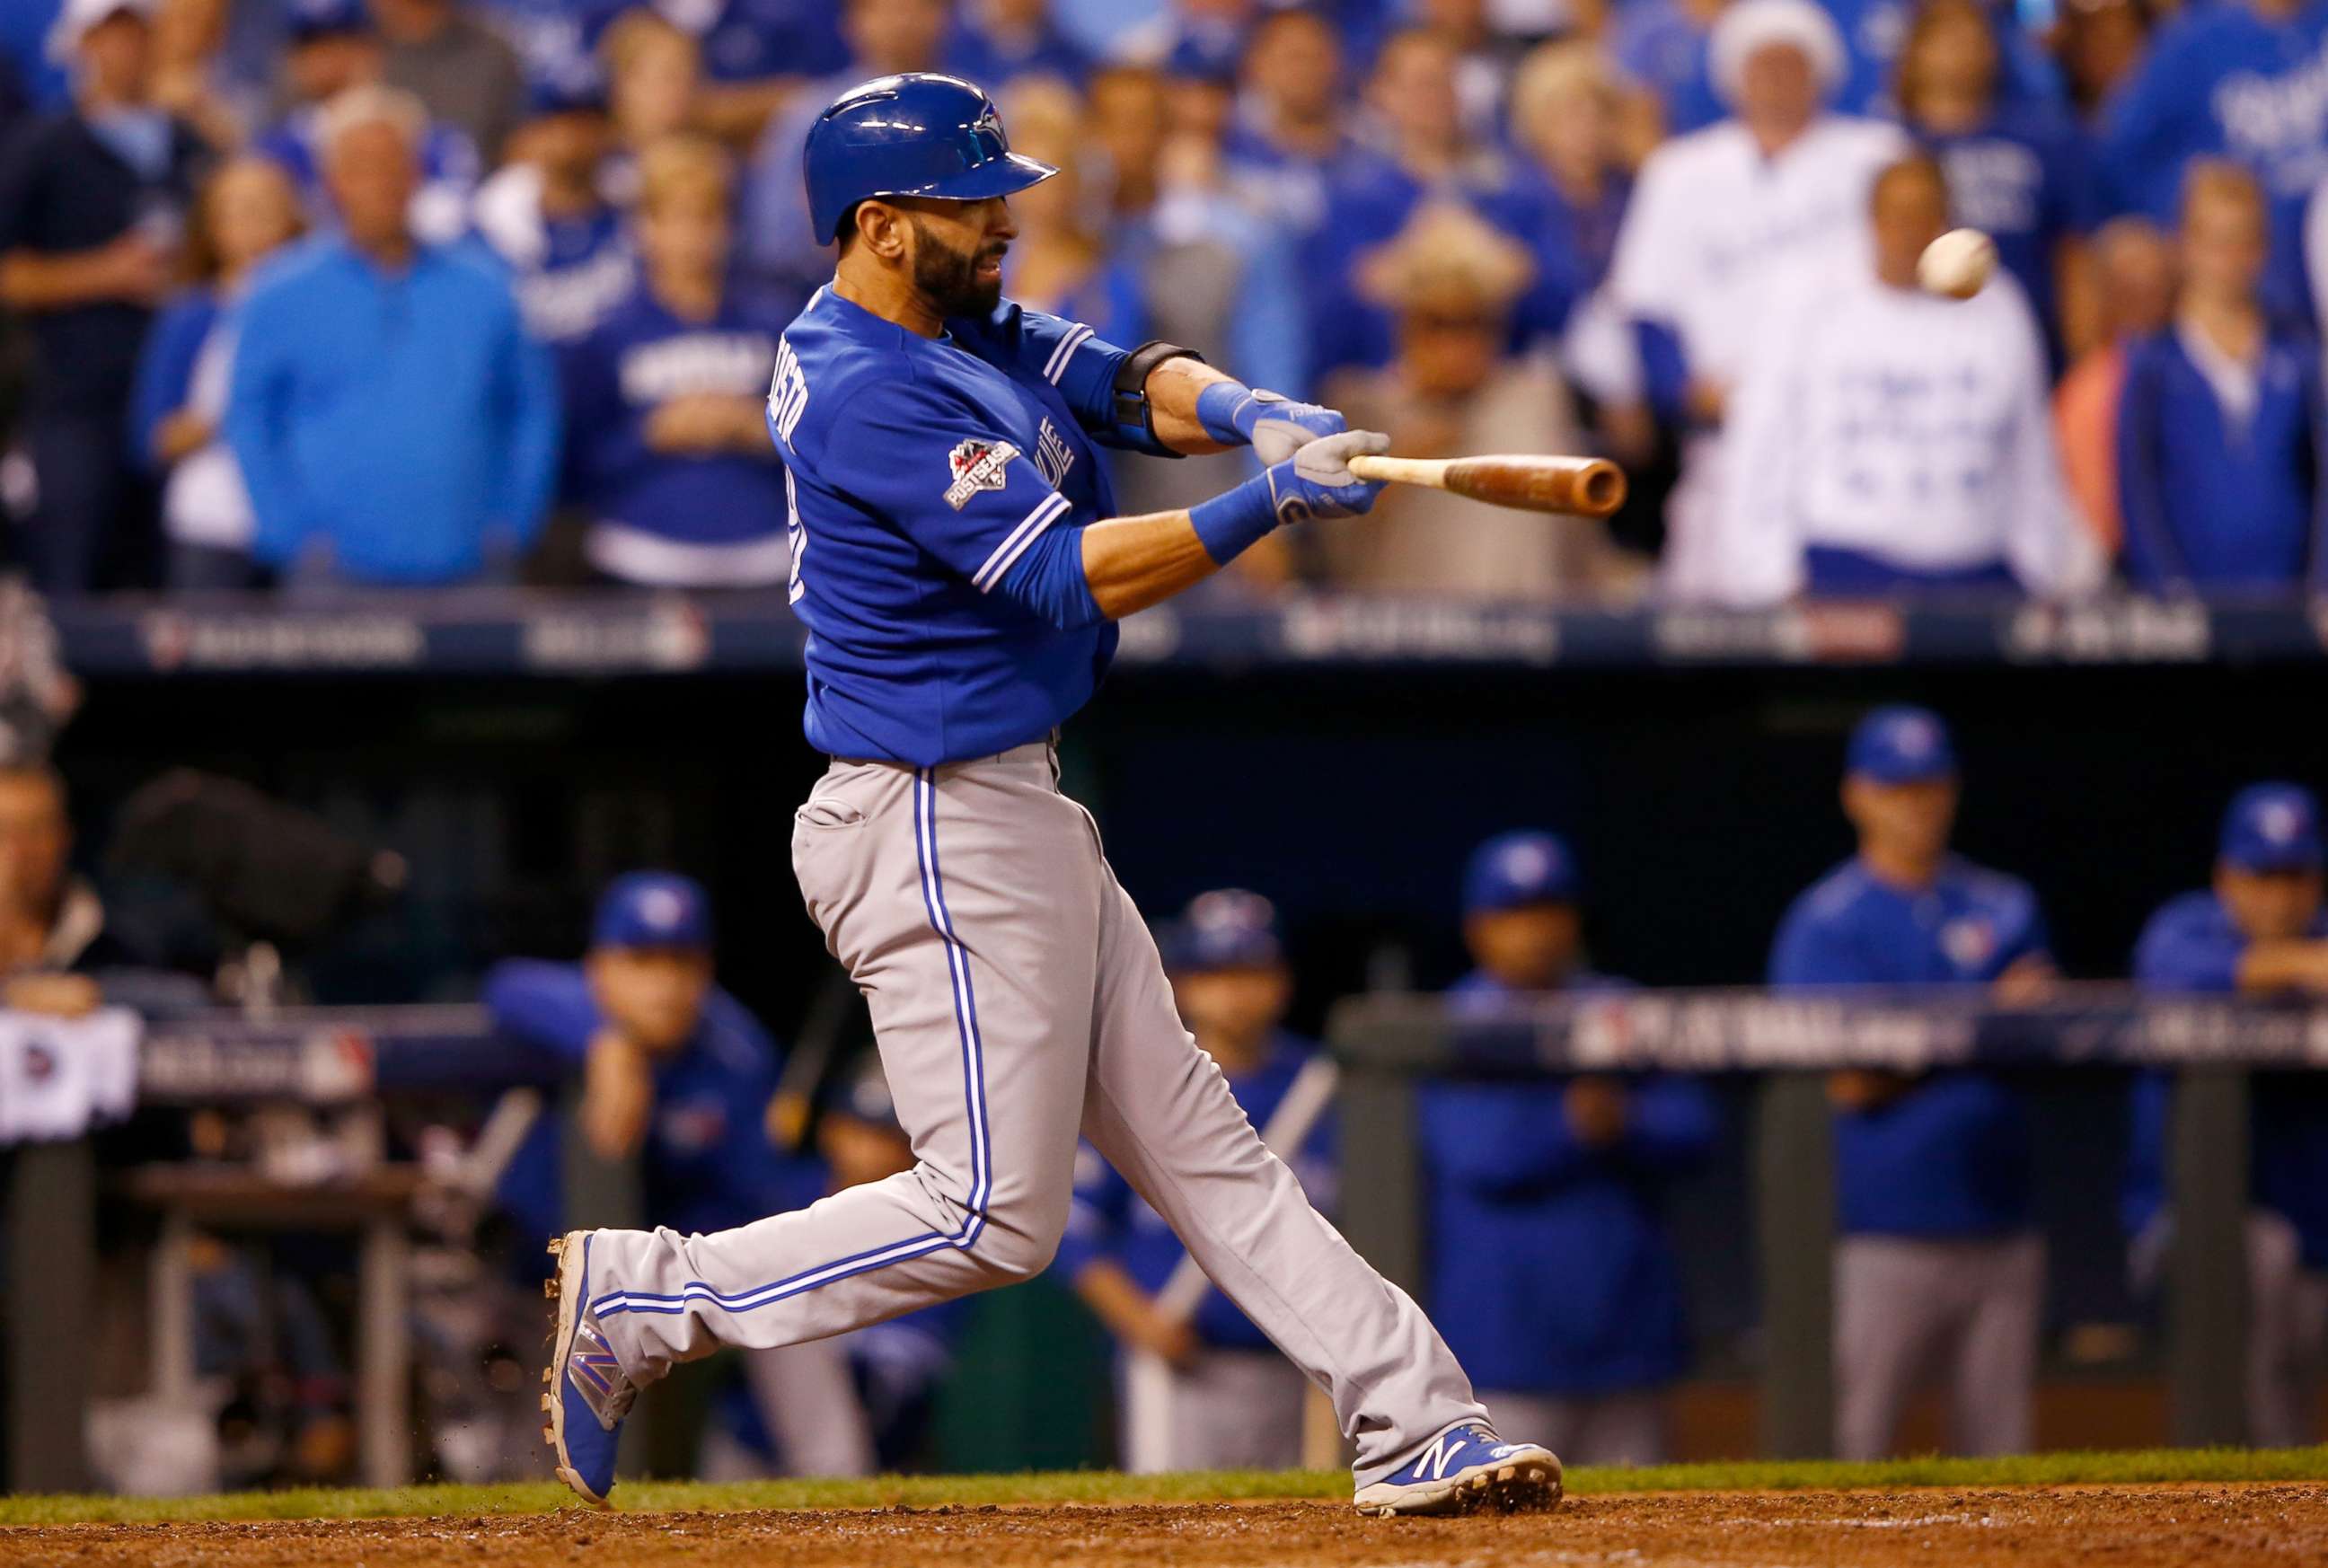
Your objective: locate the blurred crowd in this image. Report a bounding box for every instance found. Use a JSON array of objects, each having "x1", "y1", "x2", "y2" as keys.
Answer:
[{"x1": 1, "y1": 0, "x2": 2326, "y2": 601}]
